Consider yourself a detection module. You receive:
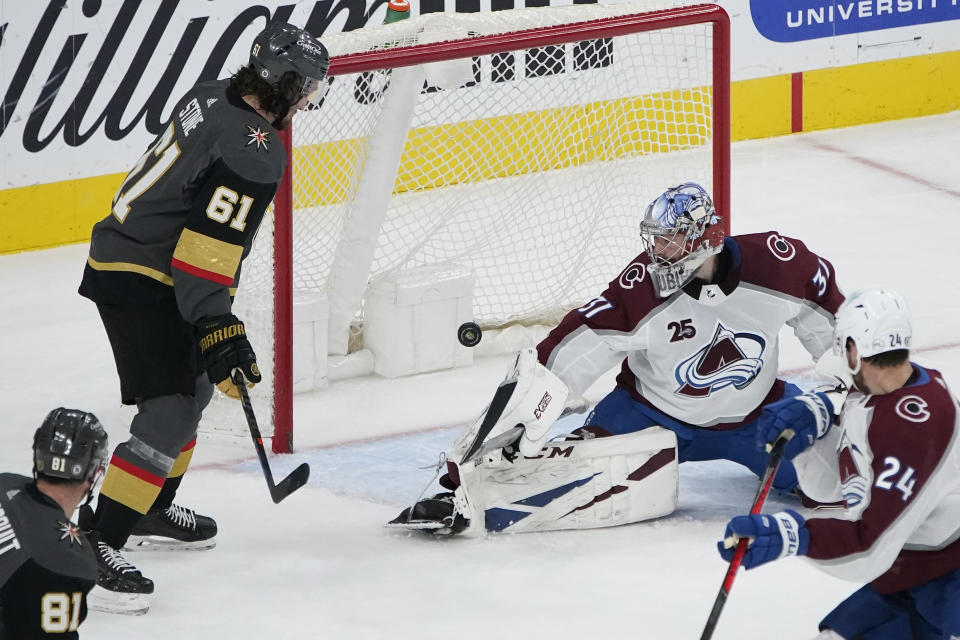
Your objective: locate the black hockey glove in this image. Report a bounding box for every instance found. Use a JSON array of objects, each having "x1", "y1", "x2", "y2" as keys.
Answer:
[{"x1": 197, "y1": 314, "x2": 261, "y2": 399}]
